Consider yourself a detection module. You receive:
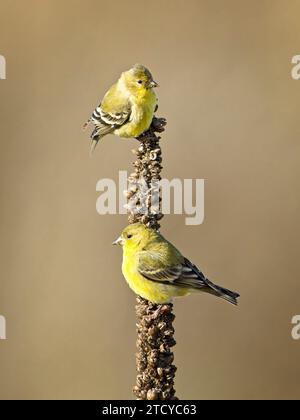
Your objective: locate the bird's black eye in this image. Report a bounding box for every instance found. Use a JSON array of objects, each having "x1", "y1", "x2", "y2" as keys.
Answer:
[
  {"x1": 127, "y1": 234, "x2": 133, "y2": 239},
  {"x1": 137, "y1": 80, "x2": 143, "y2": 84}
]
